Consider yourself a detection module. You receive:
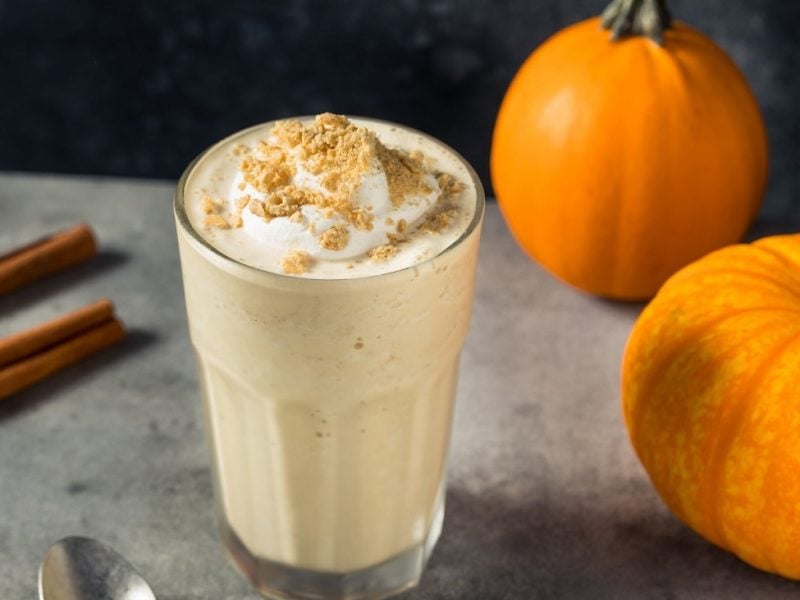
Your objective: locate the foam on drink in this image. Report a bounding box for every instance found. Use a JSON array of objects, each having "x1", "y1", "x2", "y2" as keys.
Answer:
[{"x1": 185, "y1": 113, "x2": 475, "y2": 278}]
